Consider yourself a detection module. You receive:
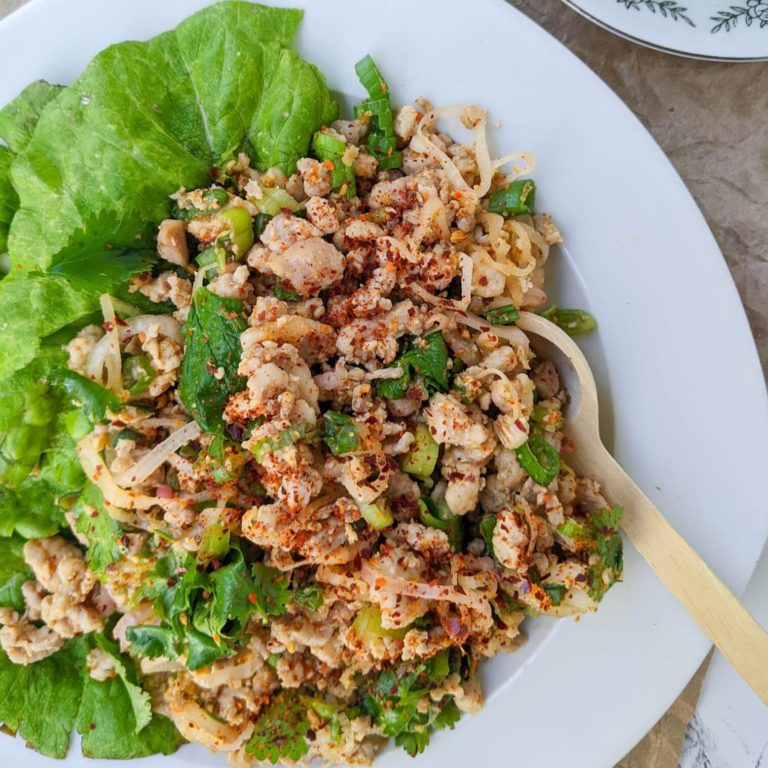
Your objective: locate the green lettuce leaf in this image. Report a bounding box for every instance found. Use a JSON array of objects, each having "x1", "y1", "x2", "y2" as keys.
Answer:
[
  {"x1": 77, "y1": 675, "x2": 183, "y2": 759},
  {"x1": 0, "y1": 273, "x2": 93, "y2": 381},
  {"x1": 8, "y1": 1, "x2": 337, "y2": 271},
  {"x1": 0, "y1": 638, "x2": 88, "y2": 759},
  {"x1": 0, "y1": 80, "x2": 63, "y2": 154},
  {"x1": 0, "y1": 146, "x2": 16, "y2": 253},
  {"x1": 178, "y1": 288, "x2": 247, "y2": 433},
  {"x1": 0, "y1": 475, "x2": 66, "y2": 539},
  {"x1": 0, "y1": 535, "x2": 33, "y2": 610}
]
